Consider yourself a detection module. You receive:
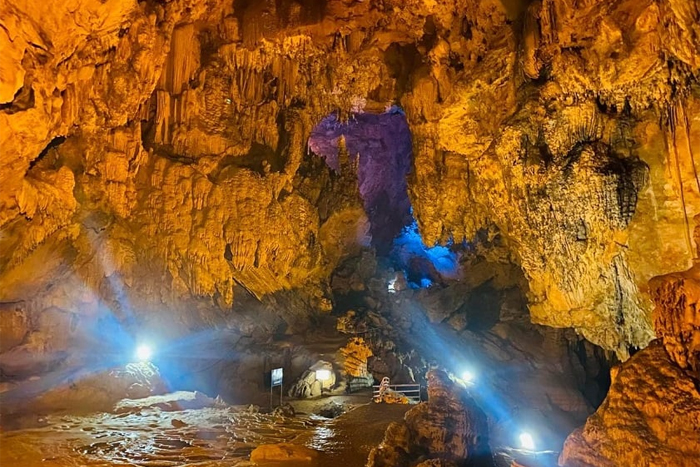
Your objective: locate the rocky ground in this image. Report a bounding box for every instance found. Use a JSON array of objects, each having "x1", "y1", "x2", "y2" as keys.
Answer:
[
  {"x1": 0, "y1": 375, "x2": 559, "y2": 467},
  {"x1": 0, "y1": 387, "x2": 409, "y2": 467}
]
